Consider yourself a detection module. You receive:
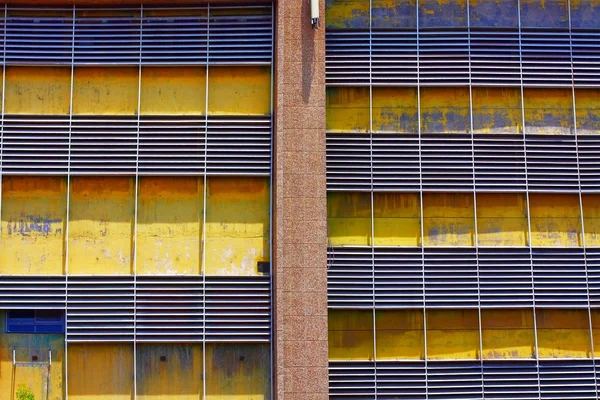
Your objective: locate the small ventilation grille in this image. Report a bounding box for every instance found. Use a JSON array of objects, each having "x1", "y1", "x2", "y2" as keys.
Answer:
[{"x1": 0, "y1": 276, "x2": 66, "y2": 309}]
